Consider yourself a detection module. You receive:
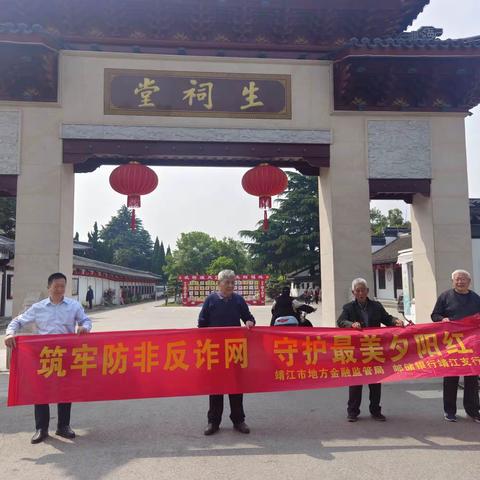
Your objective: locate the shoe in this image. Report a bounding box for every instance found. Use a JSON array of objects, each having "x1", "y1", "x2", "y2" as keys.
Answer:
[
  {"x1": 233, "y1": 422, "x2": 250, "y2": 434},
  {"x1": 371, "y1": 413, "x2": 386, "y2": 421},
  {"x1": 347, "y1": 415, "x2": 358, "y2": 422},
  {"x1": 55, "y1": 426, "x2": 76, "y2": 439},
  {"x1": 204, "y1": 423, "x2": 219, "y2": 436},
  {"x1": 31, "y1": 429, "x2": 48, "y2": 444},
  {"x1": 444, "y1": 413, "x2": 457, "y2": 422},
  {"x1": 468, "y1": 414, "x2": 480, "y2": 423}
]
